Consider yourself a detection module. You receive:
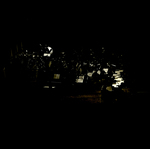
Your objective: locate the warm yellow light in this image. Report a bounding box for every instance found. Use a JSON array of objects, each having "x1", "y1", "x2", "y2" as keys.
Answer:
[
  {"x1": 106, "y1": 86, "x2": 113, "y2": 91},
  {"x1": 54, "y1": 74, "x2": 60, "y2": 79}
]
